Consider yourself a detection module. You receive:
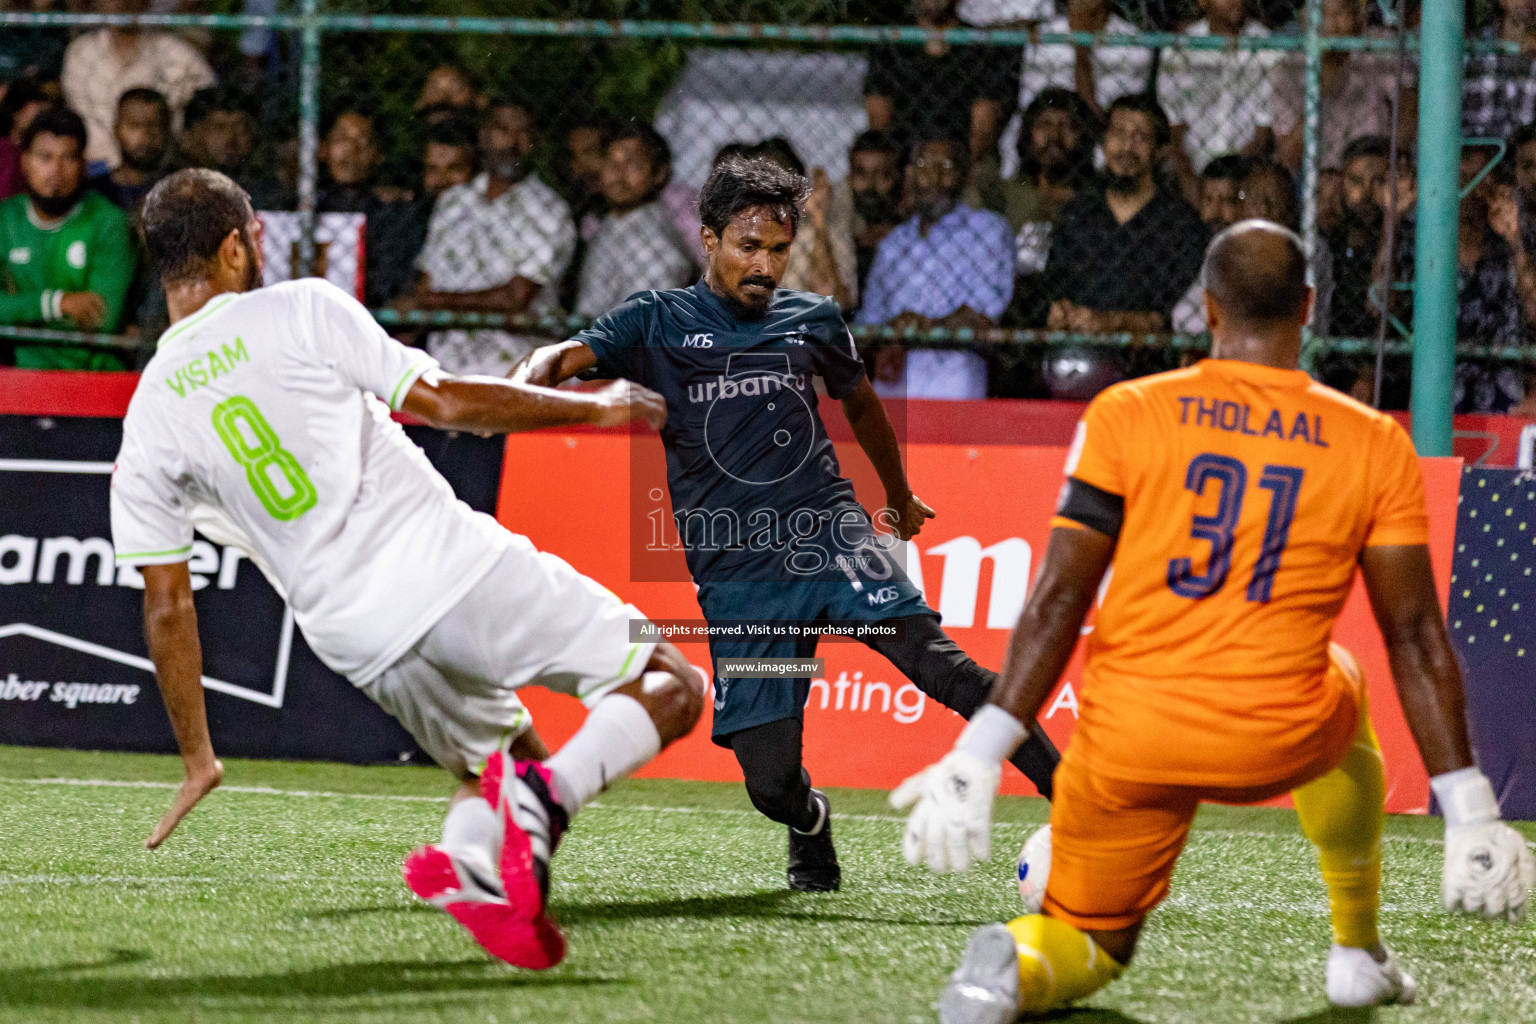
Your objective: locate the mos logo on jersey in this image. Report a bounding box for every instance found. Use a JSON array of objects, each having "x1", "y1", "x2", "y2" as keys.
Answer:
[{"x1": 682, "y1": 333, "x2": 714, "y2": 348}]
